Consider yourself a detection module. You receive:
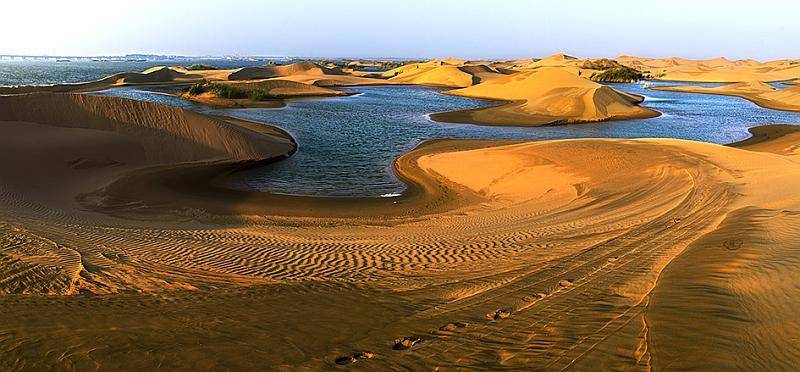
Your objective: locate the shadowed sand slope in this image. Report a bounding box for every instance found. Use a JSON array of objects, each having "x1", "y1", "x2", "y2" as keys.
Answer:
[
  {"x1": 1, "y1": 89, "x2": 800, "y2": 368},
  {"x1": 431, "y1": 67, "x2": 660, "y2": 126},
  {"x1": 654, "y1": 81, "x2": 800, "y2": 112},
  {"x1": 0, "y1": 93, "x2": 294, "y2": 164}
]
